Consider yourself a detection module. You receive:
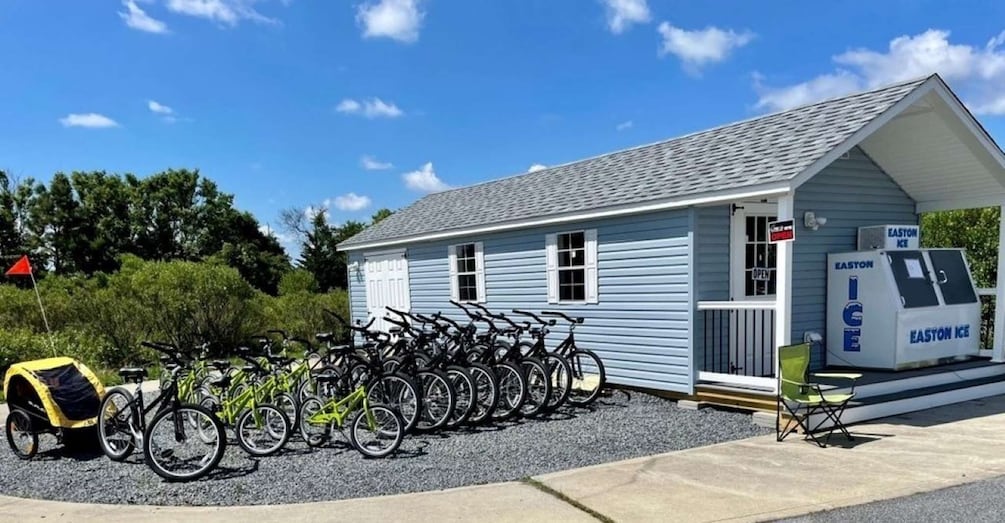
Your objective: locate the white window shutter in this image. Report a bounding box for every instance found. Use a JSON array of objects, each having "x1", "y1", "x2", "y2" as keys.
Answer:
[
  {"x1": 447, "y1": 245, "x2": 459, "y2": 301},
  {"x1": 585, "y1": 229, "x2": 599, "y2": 304},
  {"x1": 474, "y1": 242, "x2": 486, "y2": 303},
  {"x1": 545, "y1": 233, "x2": 559, "y2": 304}
]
